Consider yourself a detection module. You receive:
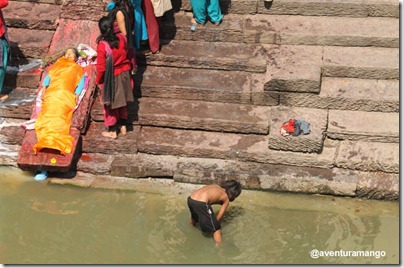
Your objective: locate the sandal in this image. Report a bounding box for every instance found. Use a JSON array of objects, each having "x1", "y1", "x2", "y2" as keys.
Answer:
[{"x1": 190, "y1": 23, "x2": 197, "y2": 32}]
